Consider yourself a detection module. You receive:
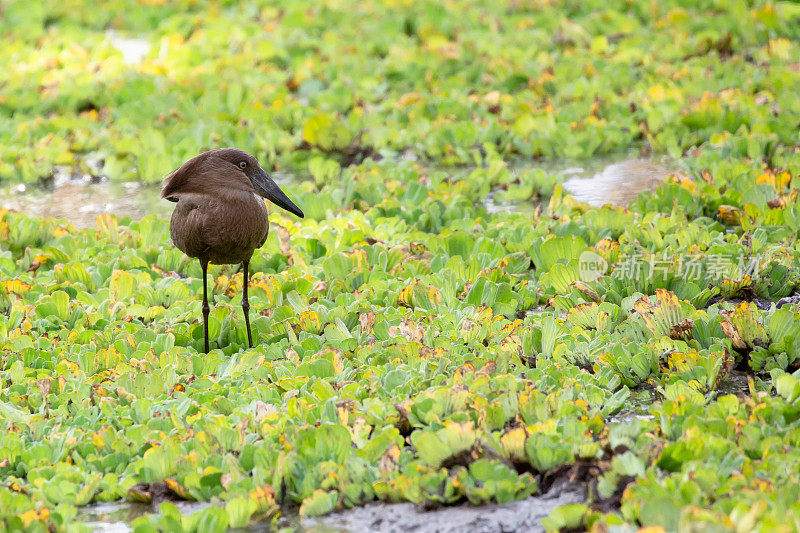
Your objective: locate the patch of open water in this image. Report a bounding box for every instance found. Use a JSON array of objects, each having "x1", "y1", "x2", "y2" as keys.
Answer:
[
  {"x1": 76, "y1": 500, "x2": 210, "y2": 532},
  {"x1": 481, "y1": 152, "x2": 678, "y2": 214},
  {"x1": 298, "y1": 481, "x2": 583, "y2": 533},
  {"x1": 76, "y1": 481, "x2": 583, "y2": 533},
  {"x1": 562, "y1": 156, "x2": 678, "y2": 207},
  {"x1": 1, "y1": 153, "x2": 680, "y2": 228},
  {"x1": 76, "y1": 484, "x2": 582, "y2": 533},
  {"x1": 105, "y1": 31, "x2": 151, "y2": 64},
  {"x1": 0, "y1": 169, "x2": 298, "y2": 229}
]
